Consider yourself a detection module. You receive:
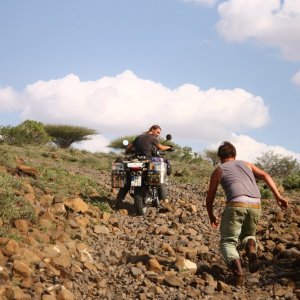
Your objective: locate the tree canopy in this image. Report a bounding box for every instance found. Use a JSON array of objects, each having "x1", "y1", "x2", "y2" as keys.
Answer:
[{"x1": 45, "y1": 124, "x2": 97, "y2": 149}]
